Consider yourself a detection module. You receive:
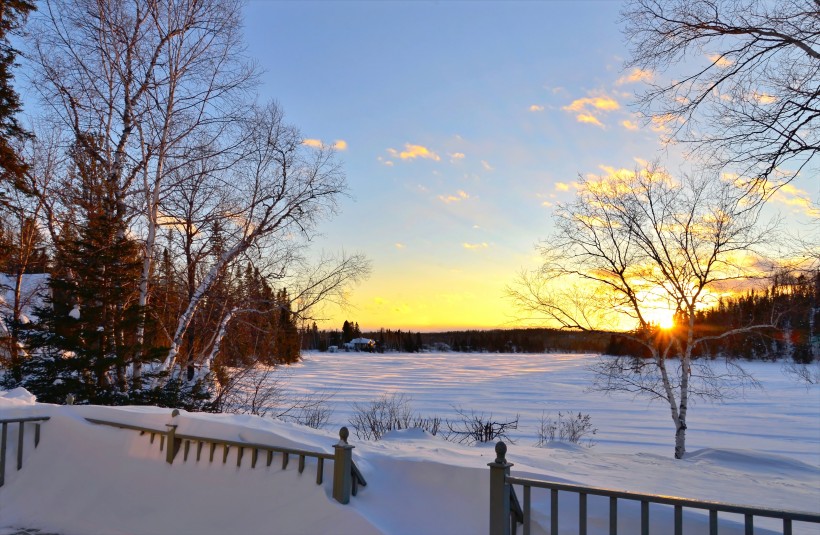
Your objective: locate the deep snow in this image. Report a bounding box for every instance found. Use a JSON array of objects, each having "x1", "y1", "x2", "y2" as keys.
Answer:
[{"x1": 0, "y1": 352, "x2": 818, "y2": 535}]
